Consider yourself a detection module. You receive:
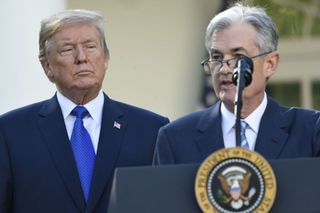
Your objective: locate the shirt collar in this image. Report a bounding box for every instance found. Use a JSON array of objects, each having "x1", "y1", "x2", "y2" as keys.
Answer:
[
  {"x1": 57, "y1": 90, "x2": 104, "y2": 124},
  {"x1": 245, "y1": 92, "x2": 267, "y2": 133},
  {"x1": 221, "y1": 102, "x2": 235, "y2": 134},
  {"x1": 221, "y1": 92, "x2": 267, "y2": 134}
]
